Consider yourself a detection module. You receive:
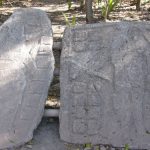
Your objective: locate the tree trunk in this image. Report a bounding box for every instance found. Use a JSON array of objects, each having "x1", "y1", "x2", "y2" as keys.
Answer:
[
  {"x1": 85, "y1": 0, "x2": 94, "y2": 23},
  {"x1": 80, "y1": 0, "x2": 85, "y2": 10},
  {"x1": 136, "y1": 0, "x2": 141, "y2": 11}
]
